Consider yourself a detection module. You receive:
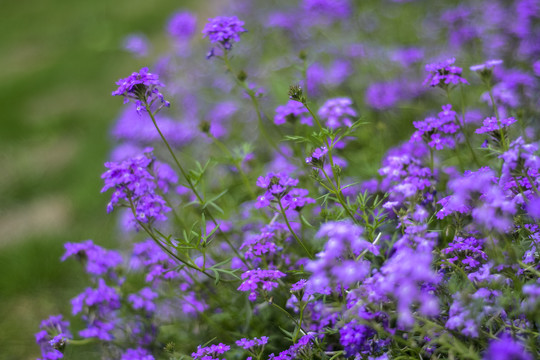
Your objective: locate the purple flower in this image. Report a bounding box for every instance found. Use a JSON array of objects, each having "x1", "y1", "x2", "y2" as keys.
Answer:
[
  {"x1": 318, "y1": 97, "x2": 357, "y2": 129},
  {"x1": 121, "y1": 348, "x2": 155, "y2": 360},
  {"x1": 255, "y1": 172, "x2": 314, "y2": 211},
  {"x1": 475, "y1": 116, "x2": 517, "y2": 134},
  {"x1": 202, "y1": 16, "x2": 246, "y2": 50},
  {"x1": 274, "y1": 100, "x2": 312, "y2": 126},
  {"x1": 123, "y1": 34, "x2": 149, "y2": 57},
  {"x1": 128, "y1": 287, "x2": 159, "y2": 314},
  {"x1": 267, "y1": 334, "x2": 313, "y2": 360},
  {"x1": 112, "y1": 106, "x2": 195, "y2": 147},
  {"x1": 71, "y1": 278, "x2": 121, "y2": 340},
  {"x1": 291, "y1": 279, "x2": 307, "y2": 292},
  {"x1": 112, "y1": 67, "x2": 169, "y2": 113},
  {"x1": 470, "y1": 59, "x2": 503, "y2": 72},
  {"x1": 61, "y1": 240, "x2": 122, "y2": 277},
  {"x1": 235, "y1": 336, "x2": 269, "y2": 350},
  {"x1": 483, "y1": 335, "x2": 533, "y2": 360},
  {"x1": 306, "y1": 221, "x2": 377, "y2": 295},
  {"x1": 237, "y1": 269, "x2": 286, "y2": 301},
  {"x1": 192, "y1": 343, "x2": 230, "y2": 360},
  {"x1": 534, "y1": 60, "x2": 540, "y2": 76},
  {"x1": 424, "y1": 58, "x2": 468, "y2": 88},
  {"x1": 437, "y1": 167, "x2": 516, "y2": 232},
  {"x1": 35, "y1": 315, "x2": 72, "y2": 360},
  {"x1": 365, "y1": 79, "x2": 422, "y2": 110},
  {"x1": 302, "y1": 0, "x2": 351, "y2": 20},
  {"x1": 441, "y1": 237, "x2": 487, "y2": 272},
  {"x1": 101, "y1": 149, "x2": 172, "y2": 227},
  {"x1": 339, "y1": 319, "x2": 380, "y2": 356},
  {"x1": 305, "y1": 146, "x2": 328, "y2": 166},
  {"x1": 527, "y1": 197, "x2": 540, "y2": 219},
  {"x1": 167, "y1": 11, "x2": 197, "y2": 40},
  {"x1": 131, "y1": 240, "x2": 181, "y2": 283}
]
